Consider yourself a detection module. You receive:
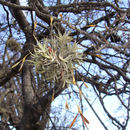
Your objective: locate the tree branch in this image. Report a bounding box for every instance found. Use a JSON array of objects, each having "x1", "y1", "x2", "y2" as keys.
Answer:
[{"x1": 0, "y1": 0, "x2": 32, "y2": 10}]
